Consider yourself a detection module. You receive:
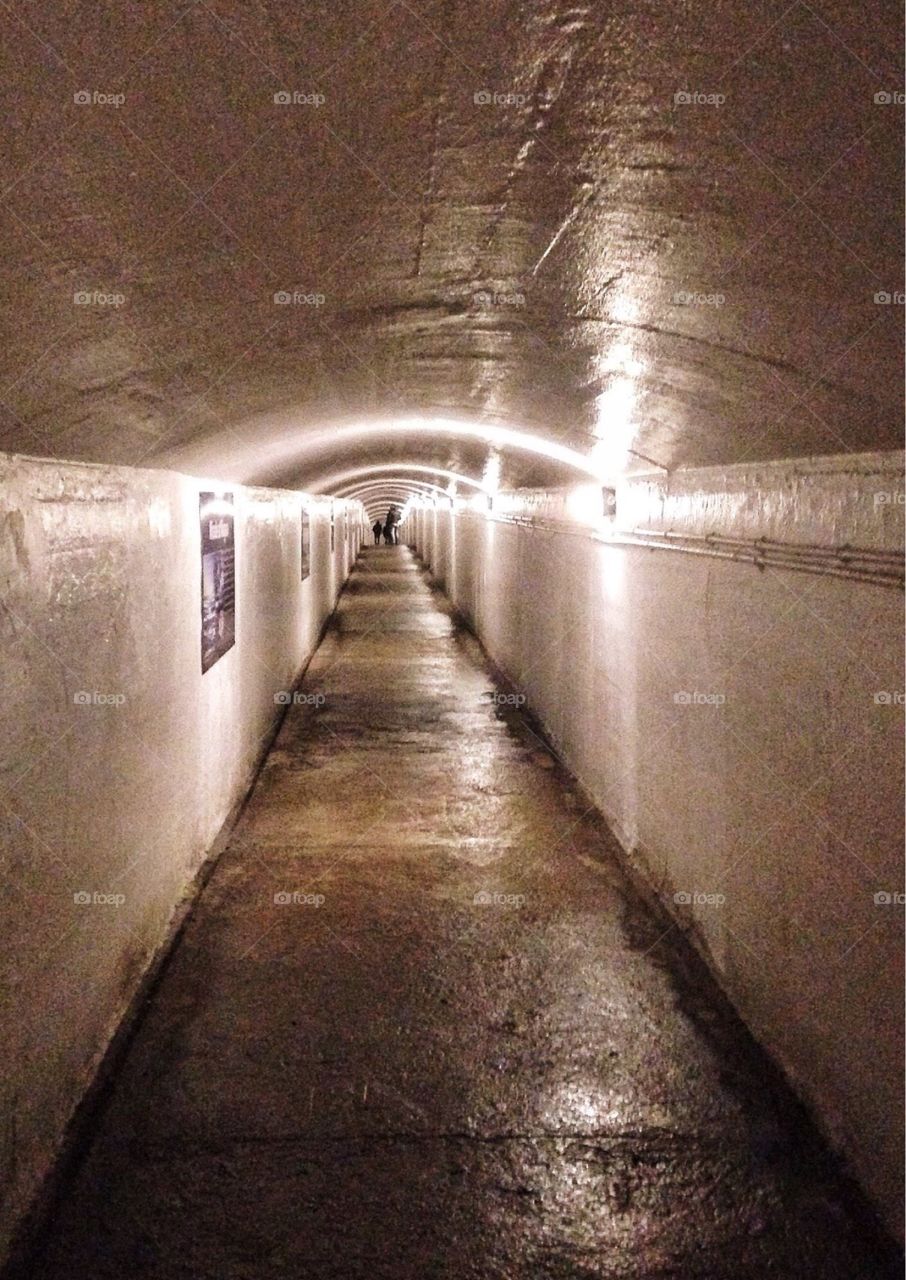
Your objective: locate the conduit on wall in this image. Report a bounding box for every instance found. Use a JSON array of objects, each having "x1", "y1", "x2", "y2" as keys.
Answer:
[{"x1": 458, "y1": 508, "x2": 905, "y2": 590}]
